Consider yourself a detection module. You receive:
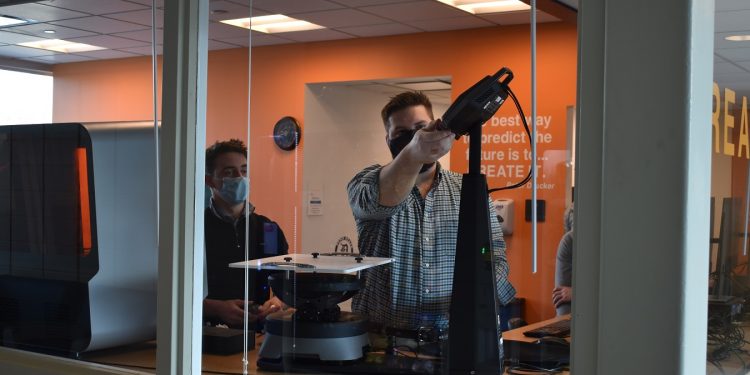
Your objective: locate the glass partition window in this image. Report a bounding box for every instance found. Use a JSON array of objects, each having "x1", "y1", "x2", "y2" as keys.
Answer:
[
  {"x1": 0, "y1": 0, "x2": 161, "y2": 372},
  {"x1": 708, "y1": 0, "x2": 750, "y2": 373},
  {"x1": 0, "y1": 0, "x2": 578, "y2": 374},
  {"x1": 202, "y1": 1, "x2": 577, "y2": 374}
]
